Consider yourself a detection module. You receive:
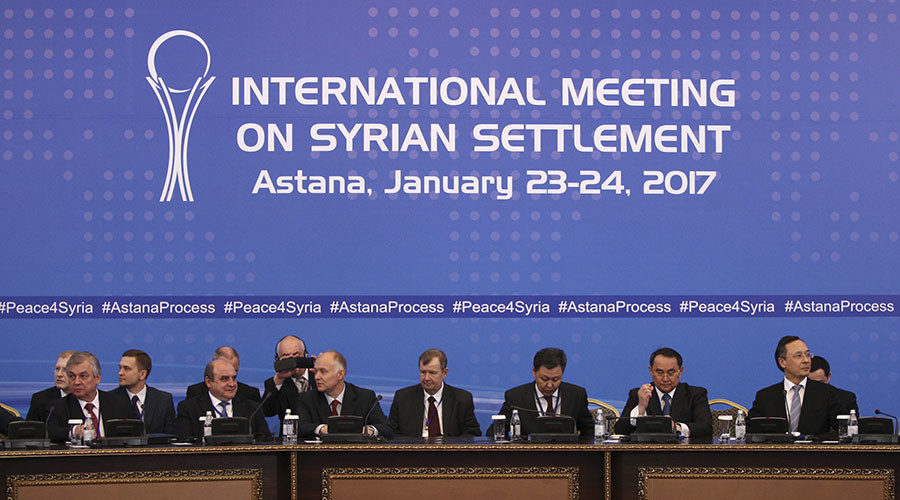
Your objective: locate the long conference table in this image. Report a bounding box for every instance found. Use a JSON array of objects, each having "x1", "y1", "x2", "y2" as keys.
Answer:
[{"x1": 1, "y1": 438, "x2": 896, "y2": 500}]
